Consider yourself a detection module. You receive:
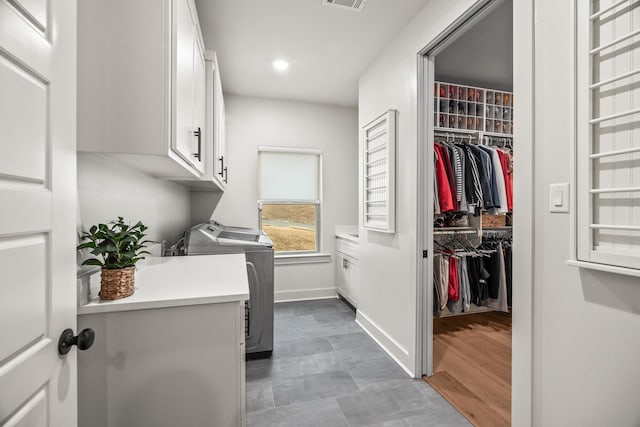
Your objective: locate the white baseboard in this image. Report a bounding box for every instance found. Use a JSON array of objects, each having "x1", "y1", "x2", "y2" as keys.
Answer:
[
  {"x1": 274, "y1": 287, "x2": 338, "y2": 303},
  {"x1": 355, "y1": 310, "x2": 413, "y2": 377}
]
